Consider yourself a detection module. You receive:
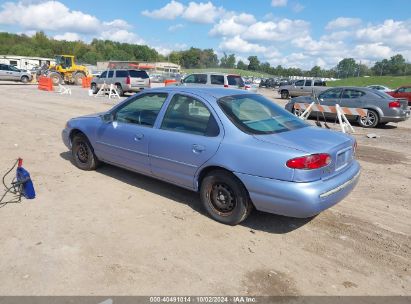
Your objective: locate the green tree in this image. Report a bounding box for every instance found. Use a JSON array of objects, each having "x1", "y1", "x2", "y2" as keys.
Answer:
[
  {"x1": 310, "y1": 66, "x2": 322, "y2": 77},
  {"x1": 247, "y1": 56, "x2": 260, "y2": 71},
  {"x1": 336, "y1": 58, "x2": 358, "y2": 78},
  {"x1": 237, "y1": 60, "x2": 247, "y2": 70}
]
